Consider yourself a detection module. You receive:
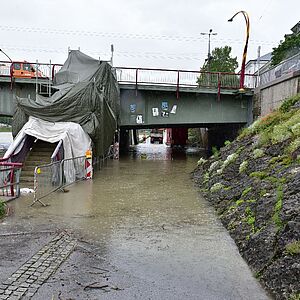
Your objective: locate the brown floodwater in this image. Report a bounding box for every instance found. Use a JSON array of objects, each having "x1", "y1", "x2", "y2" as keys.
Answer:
[{"x1": 4, "y1": 143, "x2": 271, "y2": 299}]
